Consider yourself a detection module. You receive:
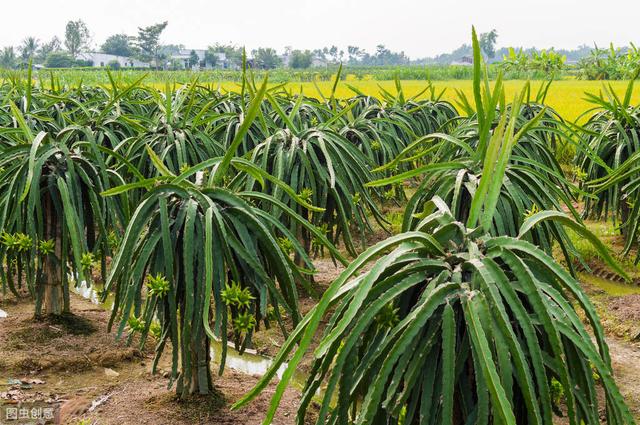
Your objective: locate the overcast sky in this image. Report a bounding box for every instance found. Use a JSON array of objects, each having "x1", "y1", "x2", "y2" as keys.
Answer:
[{"x1": 1, "y1": 0, "x2": 638, "y2": 58}]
